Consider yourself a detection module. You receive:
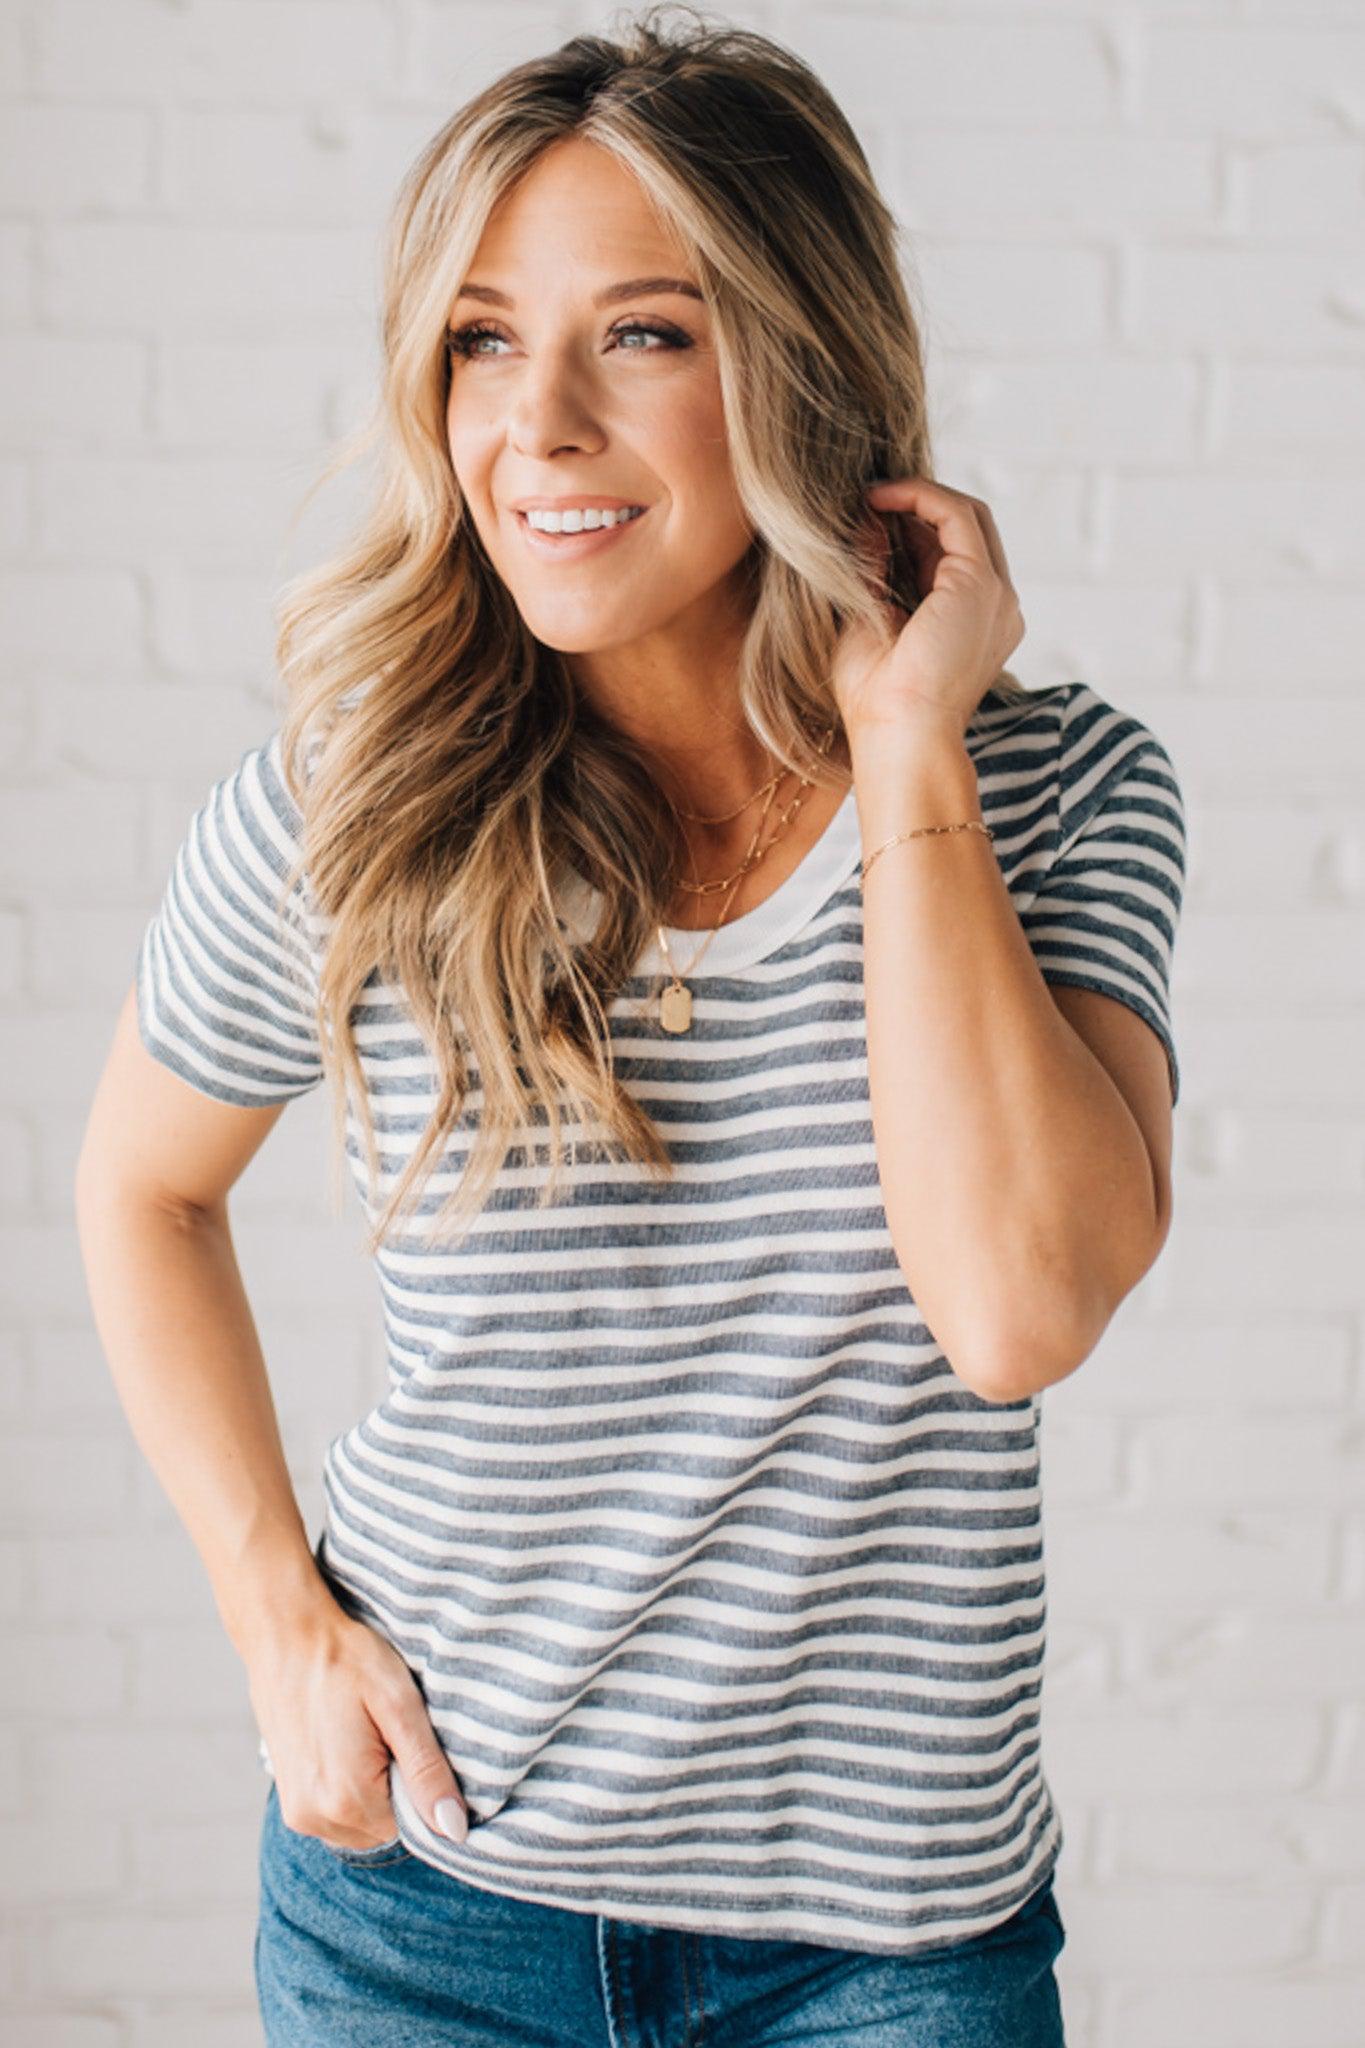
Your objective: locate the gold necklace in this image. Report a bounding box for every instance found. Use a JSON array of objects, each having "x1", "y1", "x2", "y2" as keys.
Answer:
[
  {"x1": 674, "y1": 724, "x2": 840, "y2": 895},
  {"x1": 654, "y1": 723, "x2": 839, "y2": 1034},
  {"x1": 673, "y1": 762, "x2": 786, "y2": 825}
]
